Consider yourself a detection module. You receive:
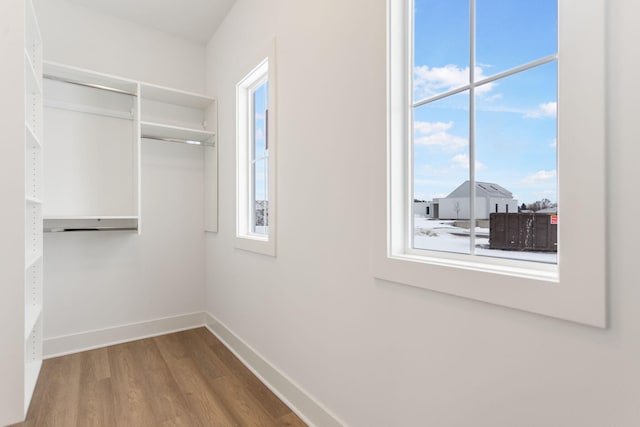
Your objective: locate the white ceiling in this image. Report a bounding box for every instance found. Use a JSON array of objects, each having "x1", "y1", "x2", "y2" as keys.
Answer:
[{"x1": 68, "y1": 0, "x2": 236, "y2": 44}]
